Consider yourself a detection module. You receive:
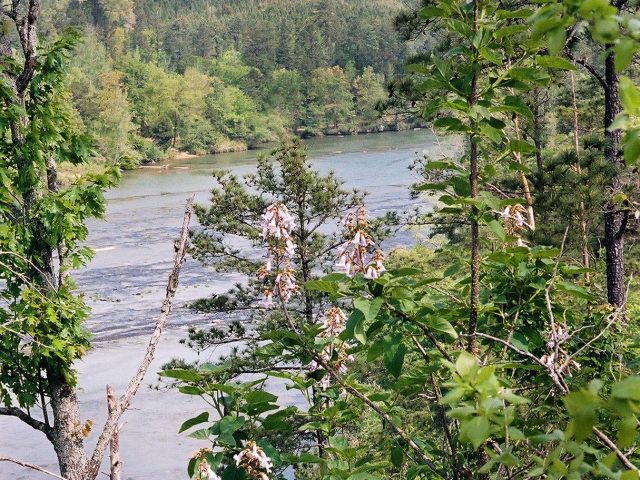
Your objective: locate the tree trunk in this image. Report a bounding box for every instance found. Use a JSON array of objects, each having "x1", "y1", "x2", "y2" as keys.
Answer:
[
  {"x1": 467, "y1": 2, "x2": 480, "y2": 357},
  {"x1": 532, "y1": 92, "x2": 545, "y2": 192},
  {"x1": 48, "y1": 370, "x2": 87, "y2": 480},
  {"x1": 570, "y1": 72, "x2": 590, "y2": 279},
  {"x1": 603, "y1": 49, "x2": 626, "y2": 309}
]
